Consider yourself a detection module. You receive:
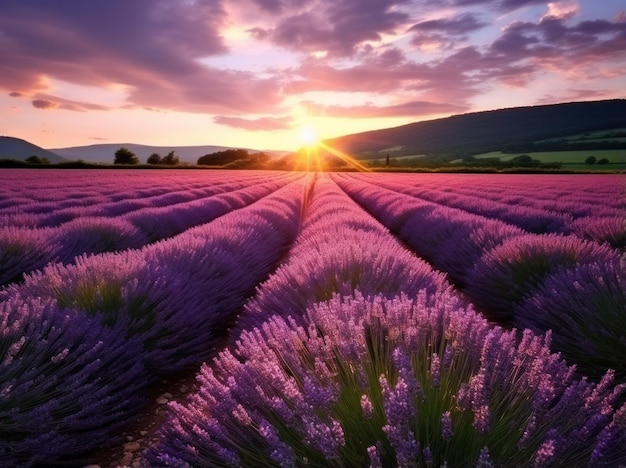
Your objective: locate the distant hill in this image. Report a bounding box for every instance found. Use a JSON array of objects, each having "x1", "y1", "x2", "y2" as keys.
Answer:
[
  {"x1": 0, "y1": 136, "x2": 66, "y2": 163},
  {"x1": 324, "y1": 99, "x2": 626, "y2": 159},
  {"x1": 49, "y1": 143, "x2": 285, "y2": 165}
]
